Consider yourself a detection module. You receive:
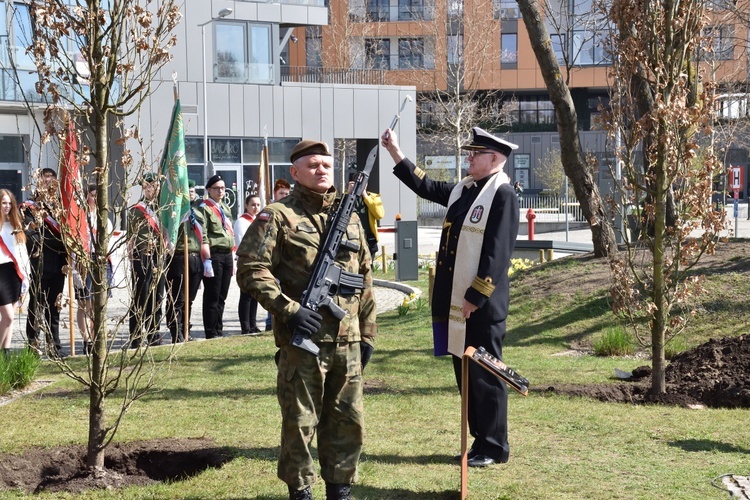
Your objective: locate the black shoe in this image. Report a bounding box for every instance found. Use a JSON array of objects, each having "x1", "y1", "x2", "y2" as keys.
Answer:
[
  {"x1": 453, "y1": 448, "x2": 479, "y2": 461},
  {"x1": 467, "y1": 454, "x2": 504, "y2": 468},
  {"x1": 249, "y1": 327, "x2": 262, "y2": 335},
  {"x1": 288, "y1": 485, "x2": 313, "y2": 500},
  {"x1": 325, "y1": 482, "x2": 352, "y2": 500},
  {"x1": 84, "y1": 341, "x2": 93, "y2": 355}
]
